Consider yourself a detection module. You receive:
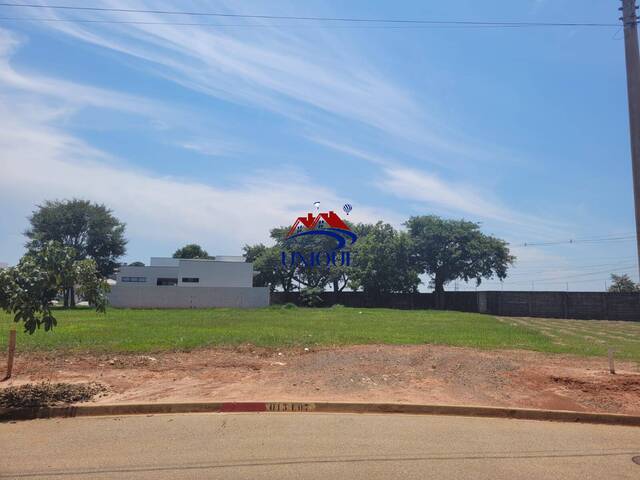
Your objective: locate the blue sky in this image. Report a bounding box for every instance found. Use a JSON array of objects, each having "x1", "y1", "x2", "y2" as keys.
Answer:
[{"x1": 0, "y1": 0, "x2": 638, "y2": 291}]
